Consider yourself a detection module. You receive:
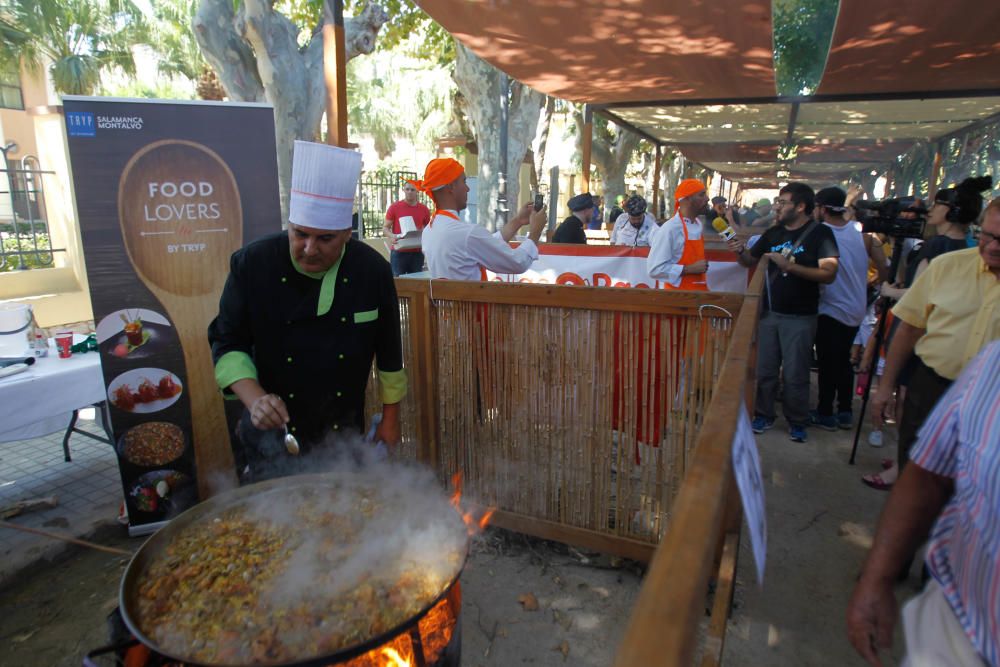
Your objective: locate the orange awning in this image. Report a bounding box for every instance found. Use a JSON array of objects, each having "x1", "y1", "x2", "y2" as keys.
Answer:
[{"x1": 417, "y1": 0, "x2": 776, "y2": 104}]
